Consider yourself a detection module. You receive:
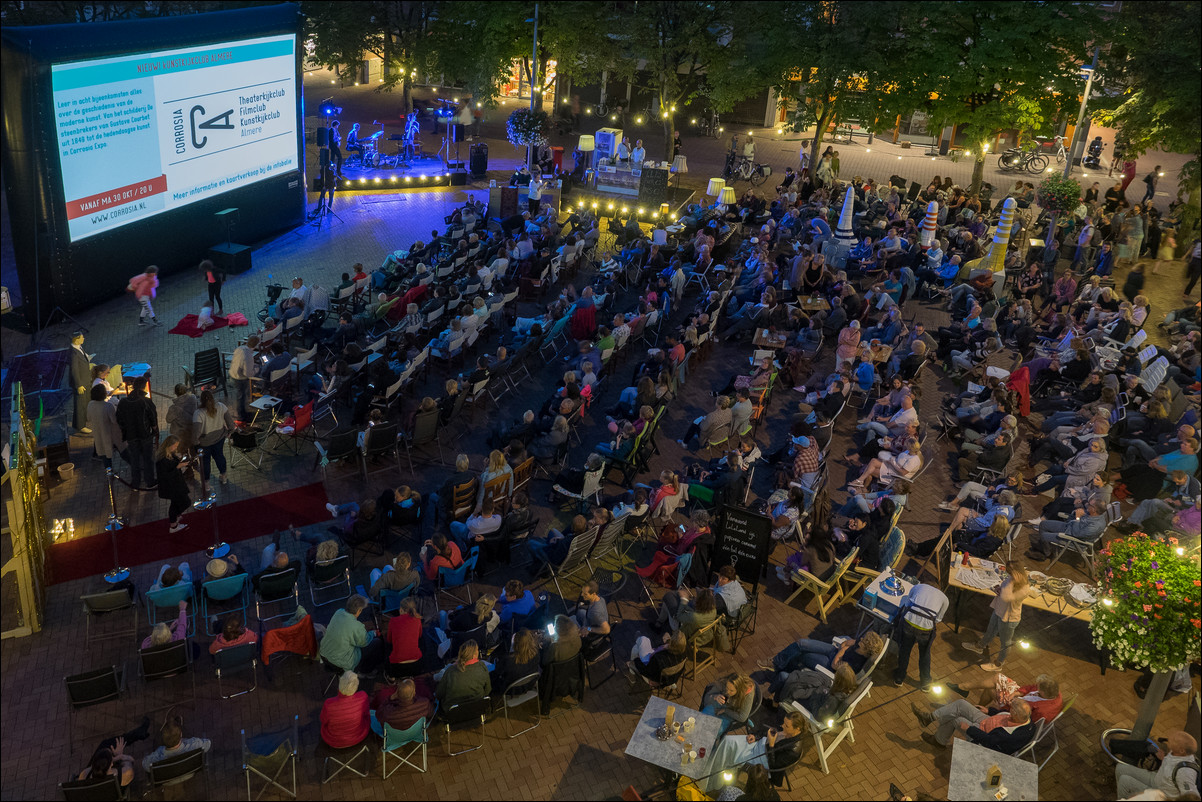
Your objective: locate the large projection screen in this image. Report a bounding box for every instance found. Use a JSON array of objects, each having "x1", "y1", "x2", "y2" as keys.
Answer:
[
  {"x1": 51, "y1": 34, "x2": 299, "y2": 242},
  {"x1": 1, "y1": 4, "x2": 306, "y2": 323}
]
